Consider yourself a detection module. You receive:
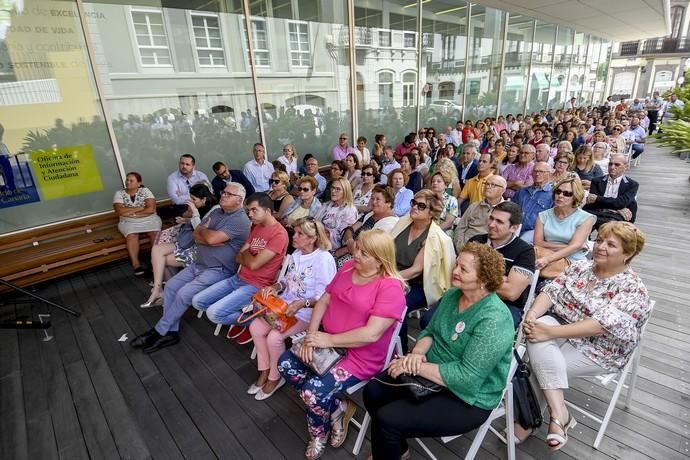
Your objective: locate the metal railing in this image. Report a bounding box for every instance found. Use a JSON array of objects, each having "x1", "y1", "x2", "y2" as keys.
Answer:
[{"x1": 618, "y1": 36, "x2": 690, "y2": 56}]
